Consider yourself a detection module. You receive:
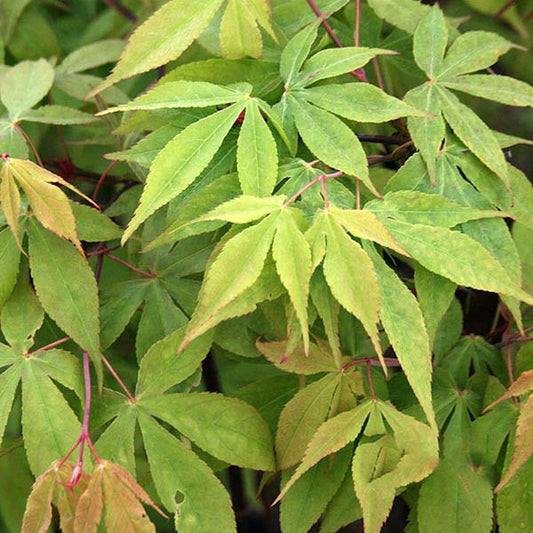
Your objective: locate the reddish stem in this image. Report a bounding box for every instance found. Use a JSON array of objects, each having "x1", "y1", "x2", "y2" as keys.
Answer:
[
  {"x1": 27, "y1": 336, "x2": 71, "y2": 357},
  {"x1": 305, "y1": 0, "x2": 367, "y2": 81},
  {"x1": 356, "y1": 179, "x2": 361, "y2": 209},
  {"x1": 366, "y1": 360, "x2": 377, "y2": 401},
  {"x1": 320, "y1": 175, "x2": 329, "y2": 210},
  {"x1": 372, "y1": 57, "x2": 385, "y2": 90},
  {"x1": 106, "y1": 252, "x2": 156, "y2": 278},
  {"x1": 355, "y1": 0, "x2": 361, "y2": 47},
  {"x1": 58, "y1": 351, "x2": 100, "y2": 486},
  {"x1": 283, "y1": 170, "x2": 343, "y2": 207},
  {"x1": 13, "y1": 123, "x2": 43, "y2": 166},
  {"x1": 101, "y1": 353, "x2": 136, "y2": 402},
  {"x1": 494, "y1": 0, "x2": 516, "y2": 19},
  {"x1": 93, "y1": 160, "x2": 119, "y2": 202}
]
